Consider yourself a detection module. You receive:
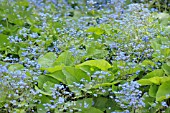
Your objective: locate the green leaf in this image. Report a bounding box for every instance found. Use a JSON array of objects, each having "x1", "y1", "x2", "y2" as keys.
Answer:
[
  {"x1": 47, "y1": 70, "x2": 66, "y2": 84},
  {"x1": 37, "y1": 95, "x2": 50, "y2": 113},
  {"x1": 0, "y1": 34, "x2": 9, "y2": 47},
  {"x1": 149, "y1": 85, "x2": 158, "y2": 98},
  {"x1": 76, "y1": 59, "x2": 111, "y2": 71},
  {"x1": 142, "y1": 93, "x2": 155, "y2": 110},
  {"x1": 143, "y1": 69, "x2": 164, "y2": 79},
  {"x1": 160, "y1": 76, "x2": 170, "y2": 83},
  {"x1": 45, "y1": 65, "x2": 64, "y2": 73},
  {"x1": 156, "y1": 81, "x2": 170, "y2": 101},
  {"x1": 82, "y1": 107, "x2": 103, "y2": 113},
  {"x1": 85, "y1": 45, "x2": 108, "y2": 59},
  {"x1": 15, "y1": 109, "x2": 26, "y2": 113},
  {"x1": 156, "y1": 13, "x2": 170, "y2": 26},
  {"x1": 74, "y1": 98, "x2": 93, "y2": 109},
  {"x1": 37, "y1": 75, "x2": 60, "y2": 89},
  {"x1": 30, "y1": 25, "x2": 41, "y2": 33},
  {"x1": 167, "y1": 61, "x2": 170, "y2": 66},
  {"x1": 35, "y1": 86, "x2": 52, "y2": 96},
  {"x1": 62, "y1": 67, "x2": 90, "y2": 85},
  {"x1": 86, "y1": 27, "x2": 105, "y2": 35},
  {"x1": 151, "y1": 41, "x2": 161, "y2": 50},
  {"x1": 141, "y1": 60, "x2": 155, "y2": 67},
  {"x1": 17, "y1": 0, "x2": 29, "y2": 7},
  {"x1": 162, "y1": 63, "x2": 170, "y2": 76},
  {"x1": 38, "y1": 52, "x2": 57, "y2": 68},
  {"x1": 43, "y1": 81, "x2": 55, "y2": 94},
  {"x1": 53, "y1": 51, "x2": 75, "y2": 66},
  {"x1": 93, "y1": 83, "x2": 113, "y2": 89},
  {"x1": 8, "y1": 63, "x2": 24, "y2": 71},
  {"x1": 138, "y1": 77, "x2": 162, "y2": 85},
  {"x1": 78, "y1": 65, "x2": 100, "y2": 75},
  {"x1": 161, "y1": 48, "x2": 170, "y2": 58},
  {"x1": 93, "y1": 97, "x2": 109, "y2": 111}
]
